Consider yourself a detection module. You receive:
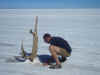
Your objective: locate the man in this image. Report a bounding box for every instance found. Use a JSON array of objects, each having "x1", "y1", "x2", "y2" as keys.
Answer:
[{"x1": 43, "y1": 33, "x2": 72, "y2": 69}]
